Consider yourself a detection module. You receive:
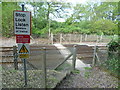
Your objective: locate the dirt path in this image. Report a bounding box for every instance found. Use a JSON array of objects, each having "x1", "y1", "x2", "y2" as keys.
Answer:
[{"x1": 55, "y1": 67, "x2": 118, "y2": 88}]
